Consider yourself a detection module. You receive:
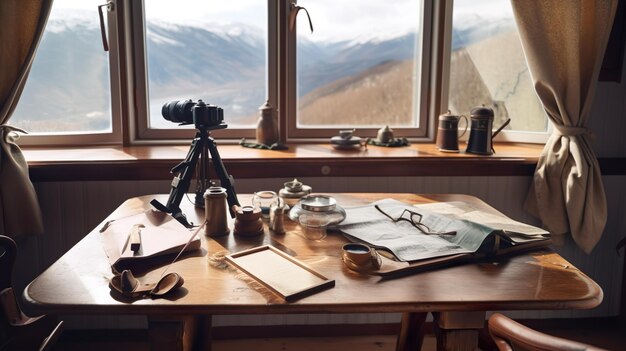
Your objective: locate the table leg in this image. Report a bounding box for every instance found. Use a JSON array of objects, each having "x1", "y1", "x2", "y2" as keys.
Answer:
[
  {"x1": 148, "y1": 315, "x2": 212, "y2": 351},
  {"x1": 396, "y1": 312, "x2": 428, "y2": 351},
  {"x1": 433, "y1": 311, "x2": 485, "y2": 351}
]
